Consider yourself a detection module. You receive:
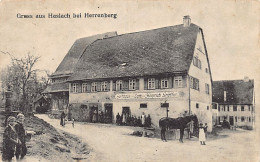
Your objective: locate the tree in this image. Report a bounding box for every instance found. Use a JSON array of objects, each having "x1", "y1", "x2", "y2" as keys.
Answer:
[{"x1": 0, "y1": 51, "x2": 44, "y2": 113}]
